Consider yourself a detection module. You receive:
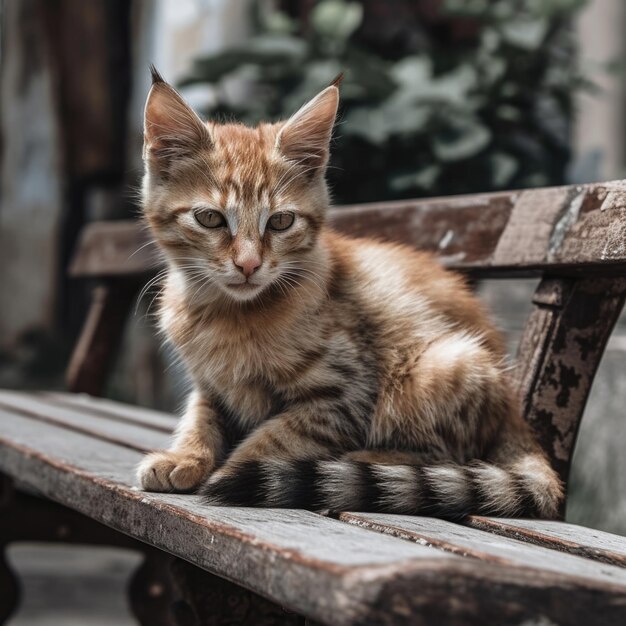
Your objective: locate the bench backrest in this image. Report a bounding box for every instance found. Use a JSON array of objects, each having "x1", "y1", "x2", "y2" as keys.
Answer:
[{"x1": 68, "y1": 181, "x2": 626, "y2": 502}]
